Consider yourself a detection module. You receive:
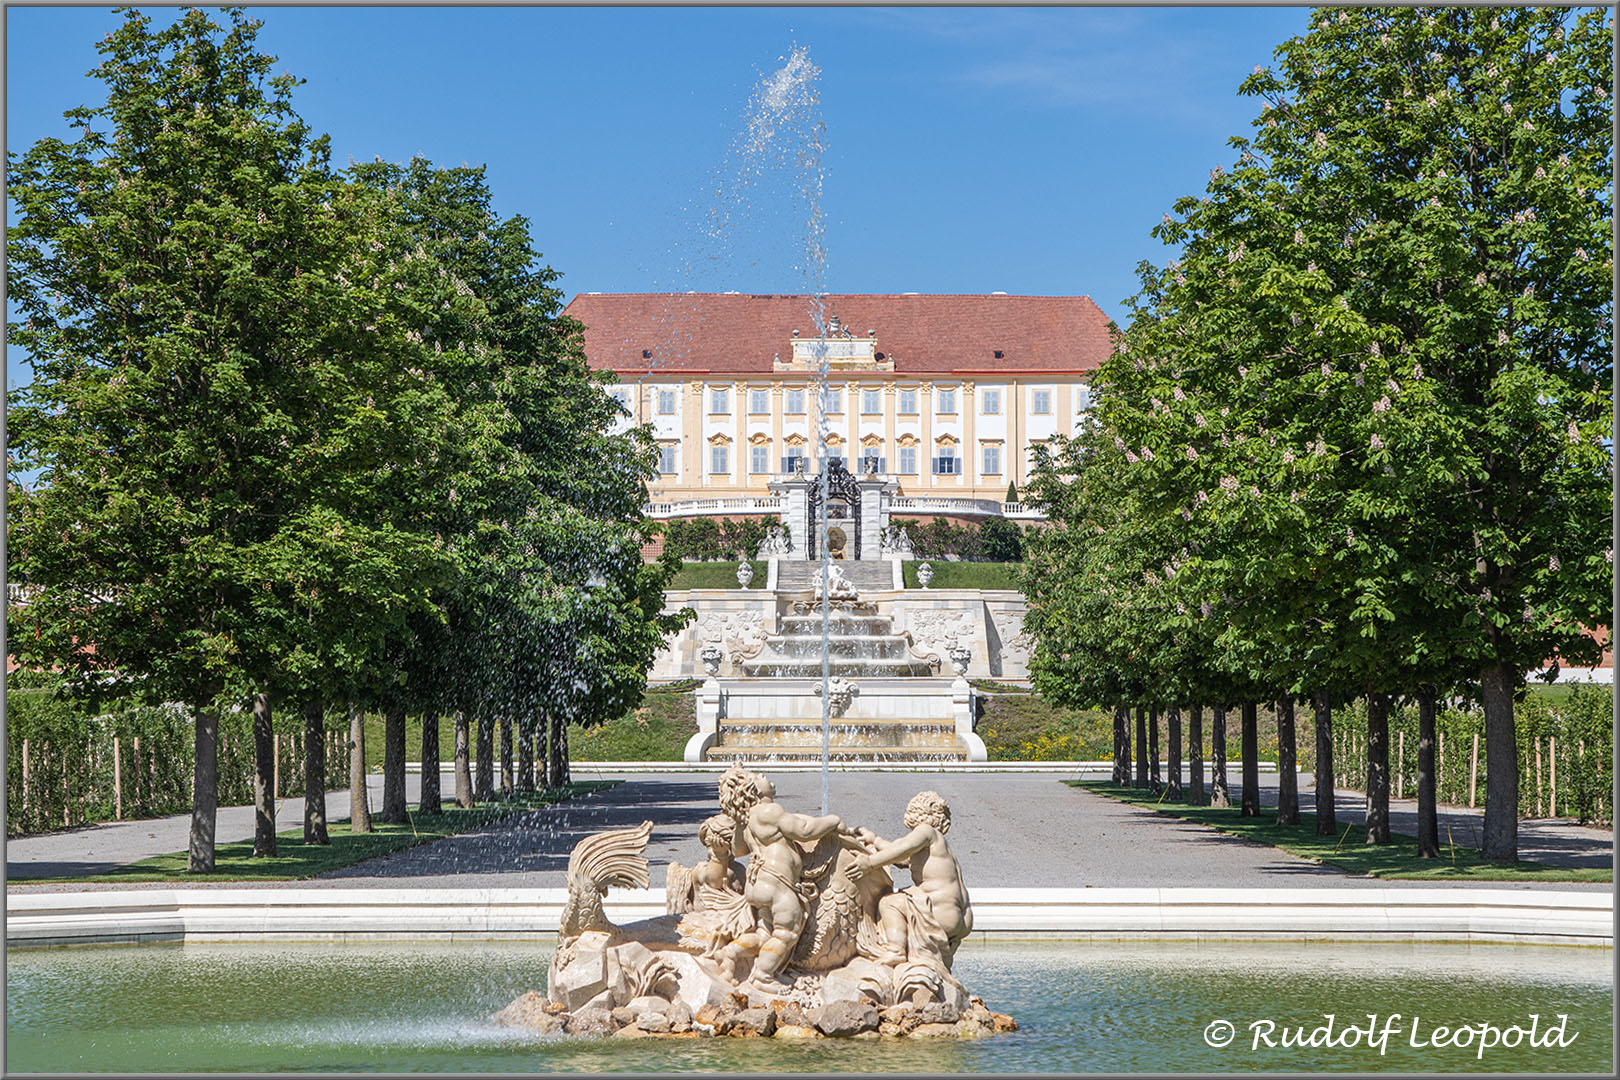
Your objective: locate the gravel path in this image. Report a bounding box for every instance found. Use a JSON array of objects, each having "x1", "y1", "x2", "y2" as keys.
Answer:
[{"x1": 8, "y1": 766, "x2": 1609, "y2": 892}]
